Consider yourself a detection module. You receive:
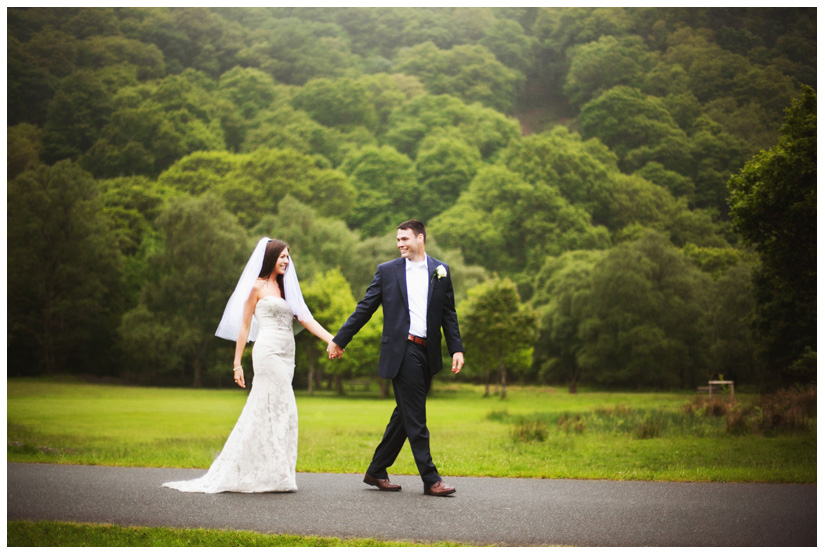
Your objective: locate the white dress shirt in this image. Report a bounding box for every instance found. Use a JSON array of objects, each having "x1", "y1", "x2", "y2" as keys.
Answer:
[{"x1": 406, "y1": 258, "x2": 429, "y2": 338}]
